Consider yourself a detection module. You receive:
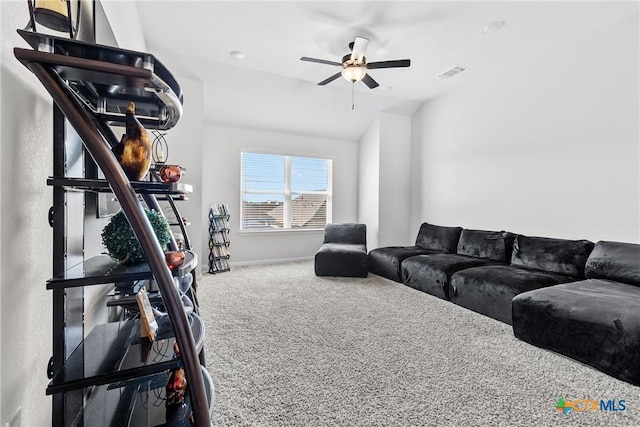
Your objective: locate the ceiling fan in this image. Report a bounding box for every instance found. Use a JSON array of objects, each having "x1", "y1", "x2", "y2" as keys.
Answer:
[{"x1": 300, "y1": 36, "x2": 411, "y2": 89}]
